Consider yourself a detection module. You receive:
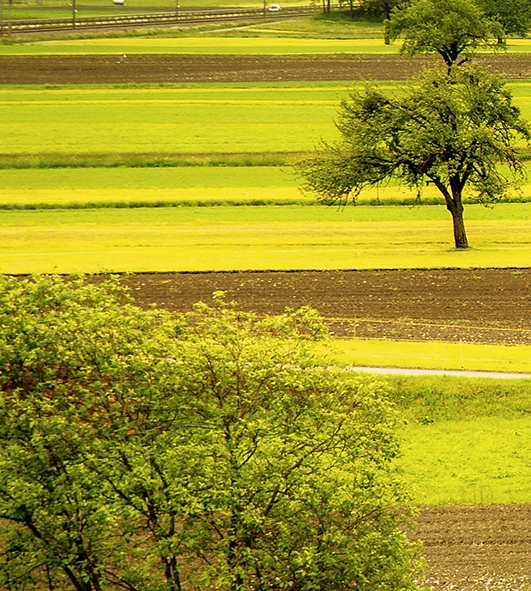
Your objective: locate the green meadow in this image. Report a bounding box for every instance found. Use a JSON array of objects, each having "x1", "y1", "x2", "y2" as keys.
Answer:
[
  {"x1": 1, "y1": 203, "x2": 531, "y2": 274},
  {"x1": 387, "y1": 375, "x2": 531, "y2": 504},
  {"x1": 2, "y1": 81, "x2": 531, "y2": 158},
  {"x1": 0, "y1": 84, "x2": 347, "y2": 155},
  {"x1": 5, "y1": 34, "x2": 531, "y2": 55}
]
